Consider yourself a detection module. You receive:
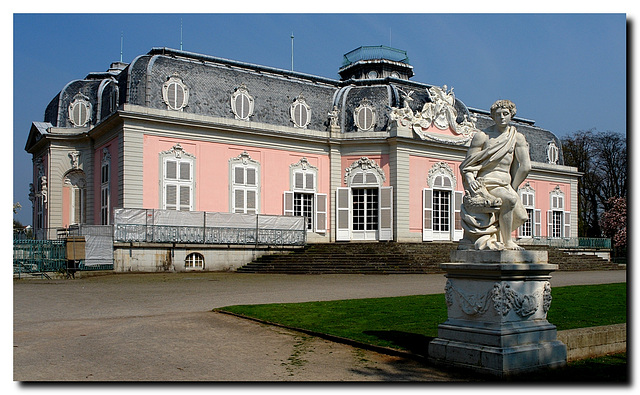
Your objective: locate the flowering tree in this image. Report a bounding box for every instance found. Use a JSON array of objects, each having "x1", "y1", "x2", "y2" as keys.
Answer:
[{"x1": 600, "y1": 197, "x2": 626, "y2": 248}]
